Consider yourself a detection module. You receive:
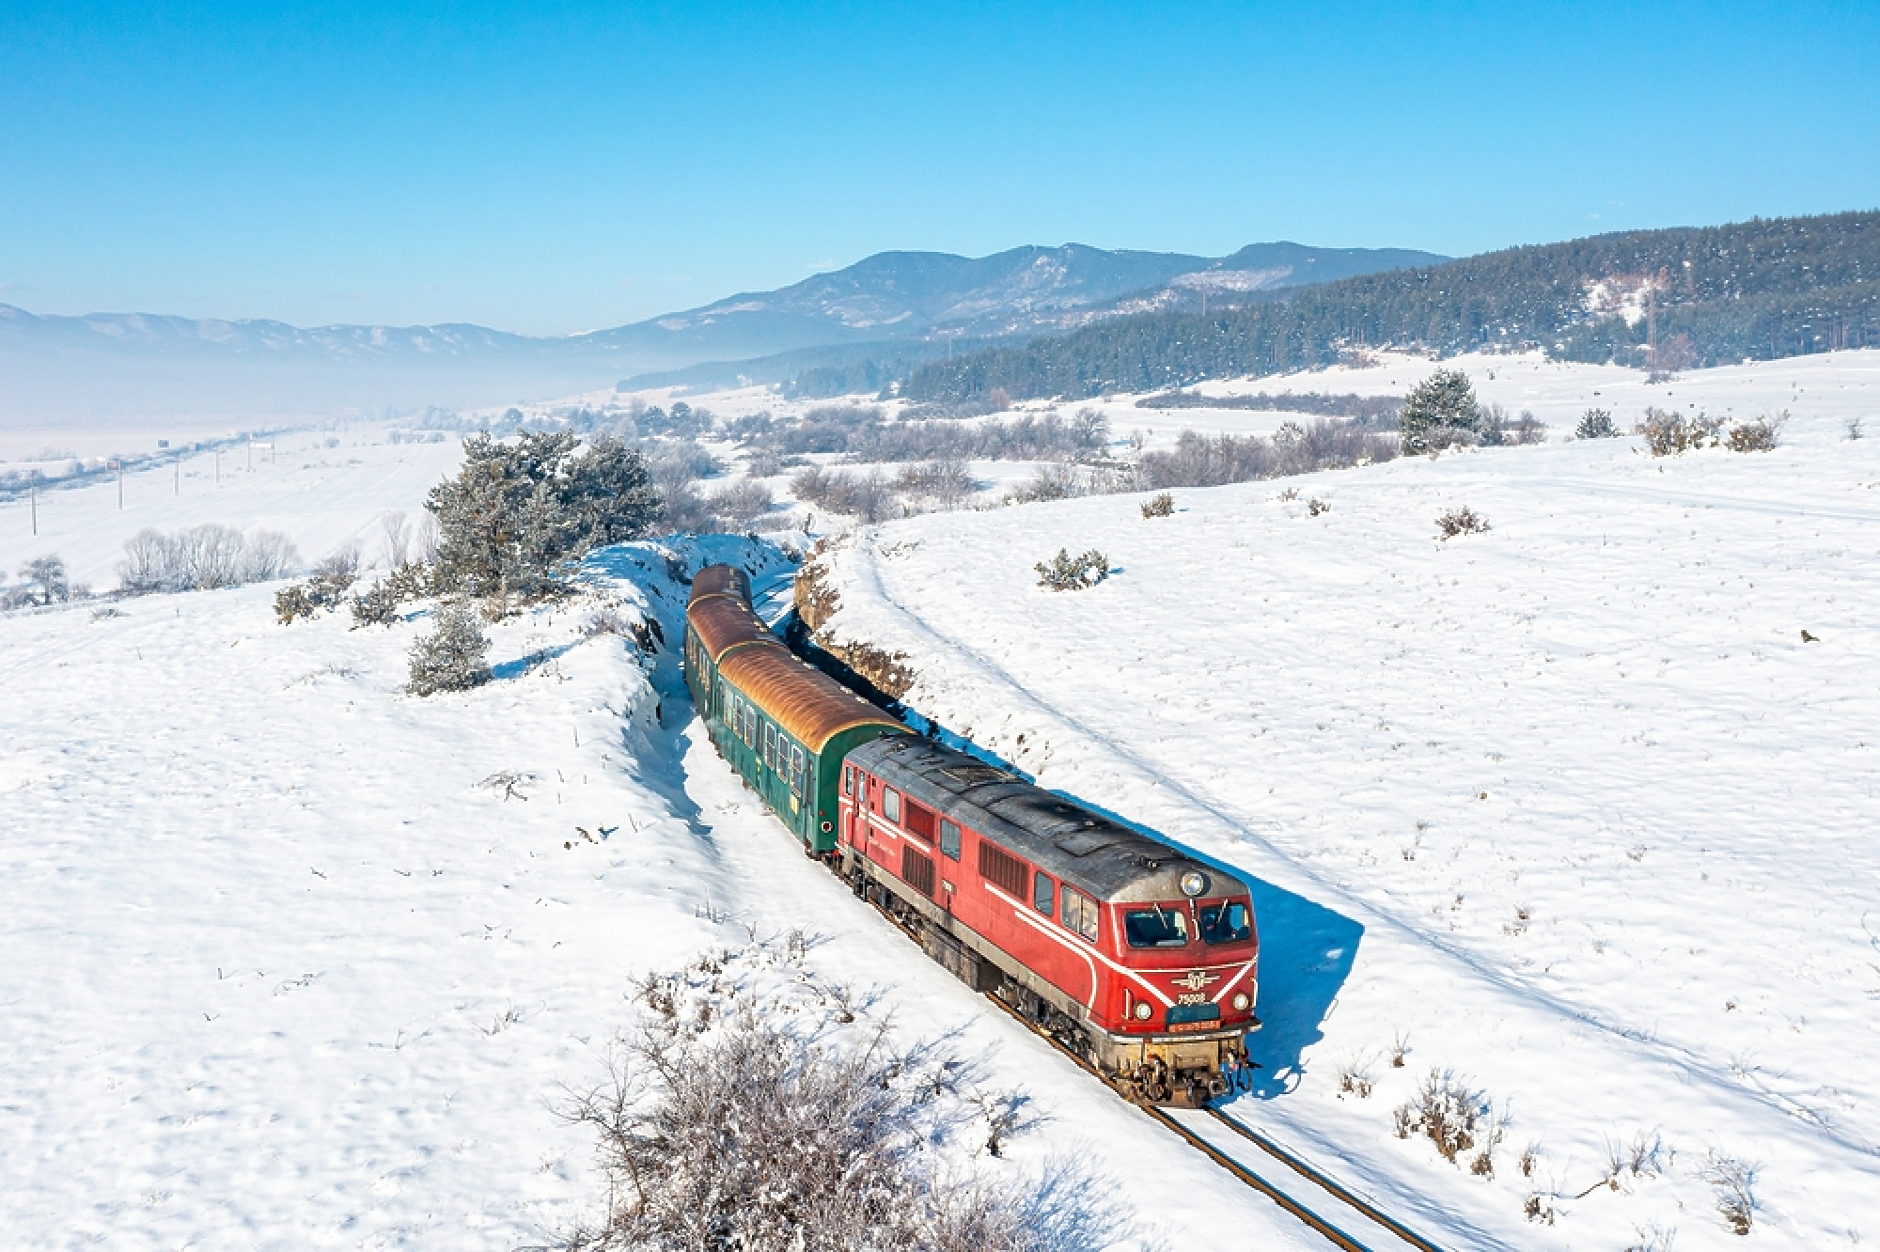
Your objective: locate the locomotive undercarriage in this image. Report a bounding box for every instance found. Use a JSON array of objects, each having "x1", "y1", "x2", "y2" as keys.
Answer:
[{"x1": 835, "y1": 847, "x2": 1256, "y2": 1109}]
